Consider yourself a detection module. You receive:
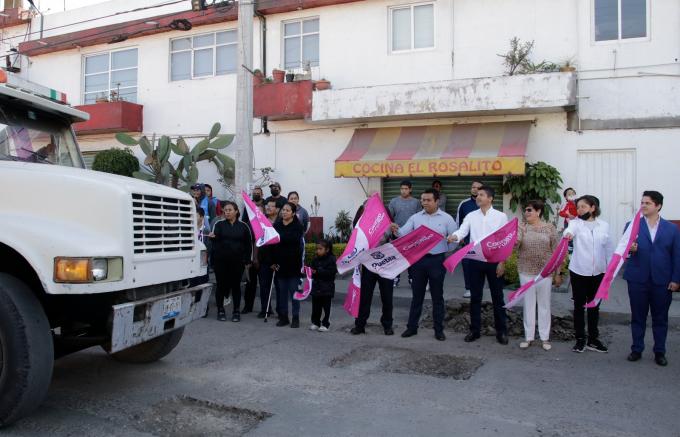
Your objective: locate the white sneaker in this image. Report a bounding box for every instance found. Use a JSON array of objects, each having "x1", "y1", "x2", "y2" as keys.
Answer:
[
  {"x1": 519, "y1": 340, "x2": 532, "y2": 349},
  {"x1": 463, "y1": 290, "x2": 471, "y2": 298},
  {"x1": 309, "y1": 324, "x2": 319, "y2": 331},
  {"x1": 318, "y1": 326, "x2": 329, "y2": 332},
  {"x1": 542, "y1": 341, "x2": 552, "y2": 351}
]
